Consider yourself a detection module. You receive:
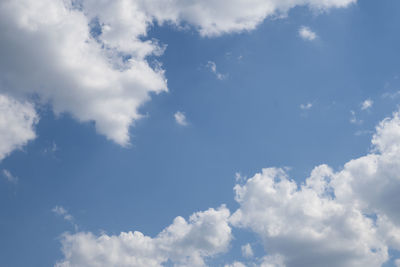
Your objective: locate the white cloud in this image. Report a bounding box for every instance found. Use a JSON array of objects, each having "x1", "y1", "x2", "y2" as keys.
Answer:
[
  {"x1": 300, "y1": 102, "x2": 313, "y2": 110},
  {"x1": 0, "y1": 0, "x2": 356, "y2": 147},
  {"x1": 2, "y1": 169, "x2": 18, "y2": 184},
  {"x1": 53, "y1": 95, "x2": 400, "y2": 267},
  {"x1": 141, "y1": 0, "x2": 356, "y2": 37},
  {"x1": 56, "y1": 206, "x2": 231, "y2": 267},
  {"x1": 0, "y1": 0, "x2": 167, "y2": 146},
  {"x1": 241, "y1": 243, "x2": 254, "y2": 258},
  {"x1": 361, "y1": 99, "x2": 373, "y2": 110},
  {"x1": 230, "y1": 110, "x2": 400, "y2": 267},
  {"x1": 299, "y1": 26, "x2": 317, "y2": 41},
  {"x1": 54, "y1": 109, "x2": 400, "y2": 267},
  {"x1": 0, "y1": 94, "x2": 38, "y2": 161},
  {"x1": 206, "y1": 61, "x2": 227, "y2": 80},
  {"x1": 174, "y1": 111, "x2": 188, "y2": 126},
  {"x1": 260, "y1": 255, "x2": 286, "y2": 267}
]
